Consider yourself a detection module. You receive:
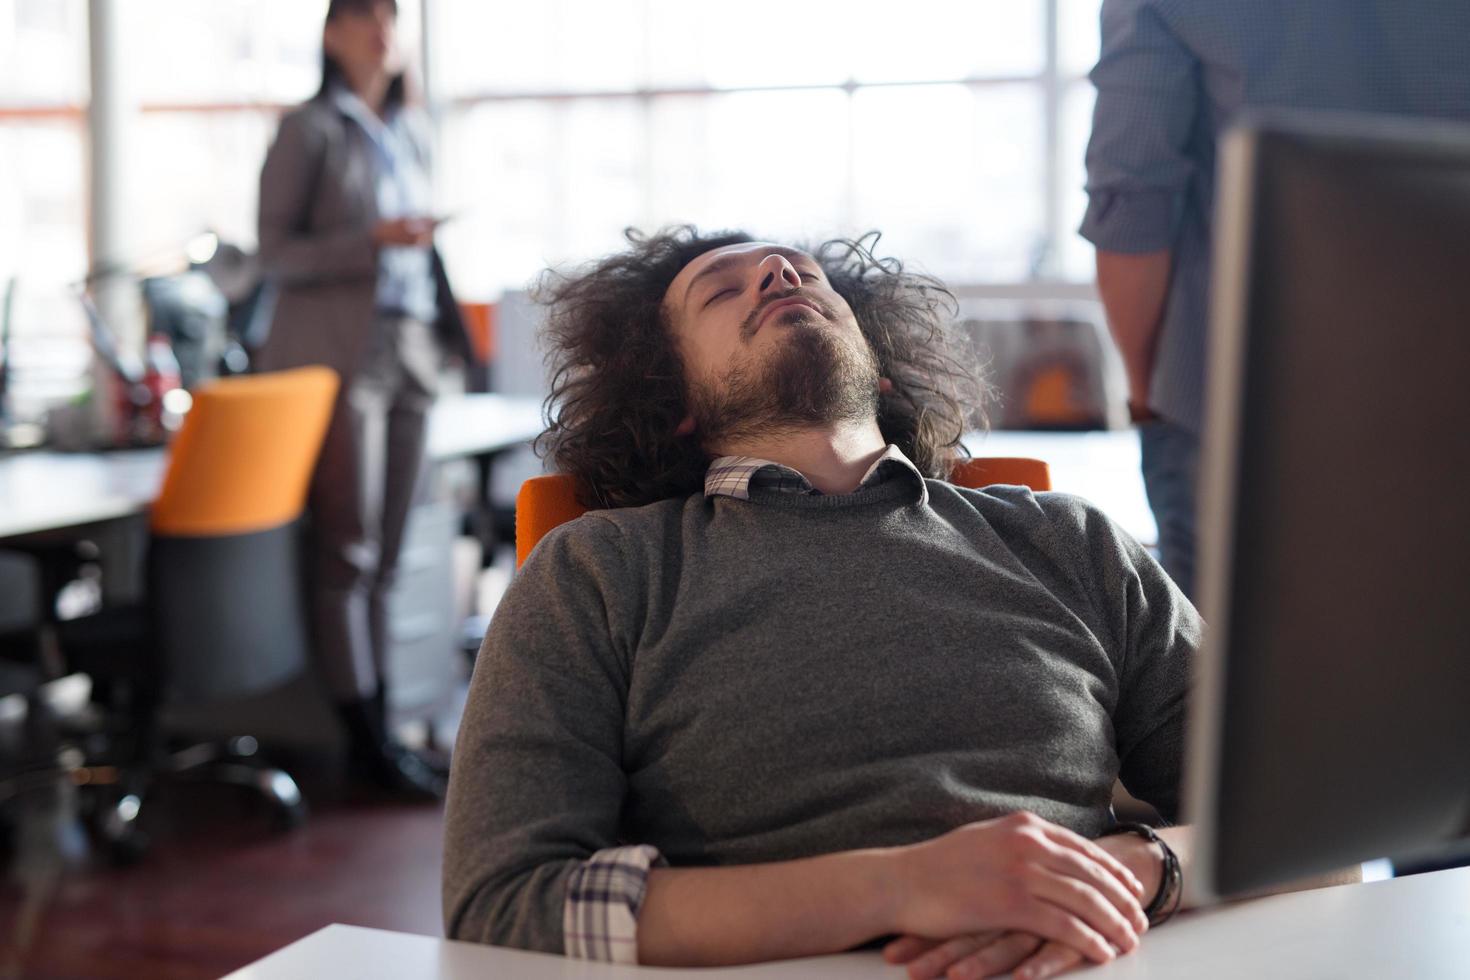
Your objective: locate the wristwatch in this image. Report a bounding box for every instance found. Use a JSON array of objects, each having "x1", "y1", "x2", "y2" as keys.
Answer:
[{"x1": 1102, "y1": 822, "x2": 1183, "y2": 926}]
